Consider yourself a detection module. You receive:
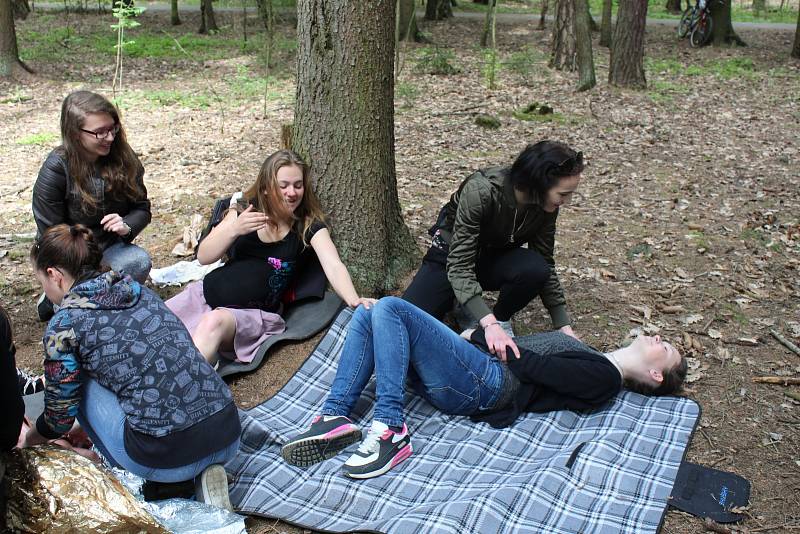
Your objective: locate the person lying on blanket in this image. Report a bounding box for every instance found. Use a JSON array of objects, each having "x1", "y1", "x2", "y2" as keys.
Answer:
[
  {"x1": 23, "y1": 224, "x2": 241, "y2": 511},
  {"x1": 281, "y1": 297, "x2": 687, "y2": 479},
  {"x1": 166, "y1": 149, "x2": 375, "y2": 366}
]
